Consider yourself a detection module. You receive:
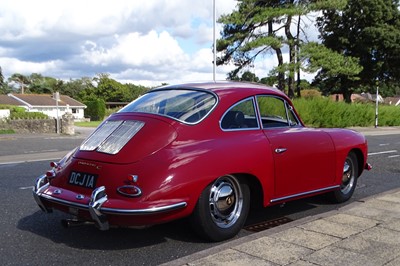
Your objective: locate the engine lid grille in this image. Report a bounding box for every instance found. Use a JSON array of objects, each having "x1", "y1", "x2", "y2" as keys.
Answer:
[{"x1": 80, "y1": 120, "x2": 144, "y2": 155}]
